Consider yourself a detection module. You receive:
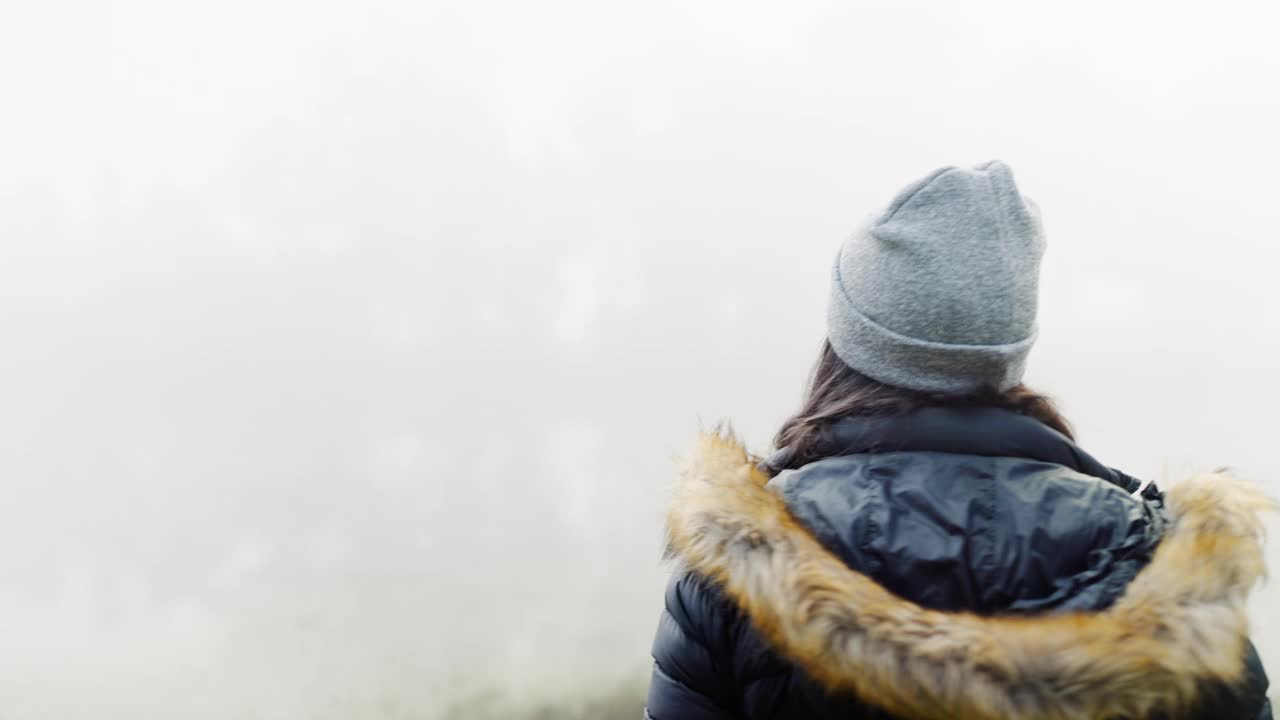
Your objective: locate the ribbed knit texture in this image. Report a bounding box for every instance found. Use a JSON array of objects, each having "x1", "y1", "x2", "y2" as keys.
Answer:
[{"x1": 828, "y1": 161, "x2": 1045, "y2": 393}]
